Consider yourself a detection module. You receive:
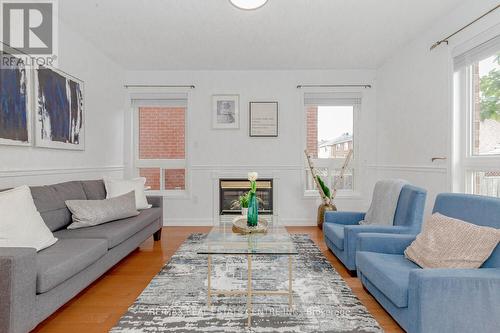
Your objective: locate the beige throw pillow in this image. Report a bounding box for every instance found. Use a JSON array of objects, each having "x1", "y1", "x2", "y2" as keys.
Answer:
[{"x1": 405, "y1": 213, "x2": 500, "y2": 269}]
